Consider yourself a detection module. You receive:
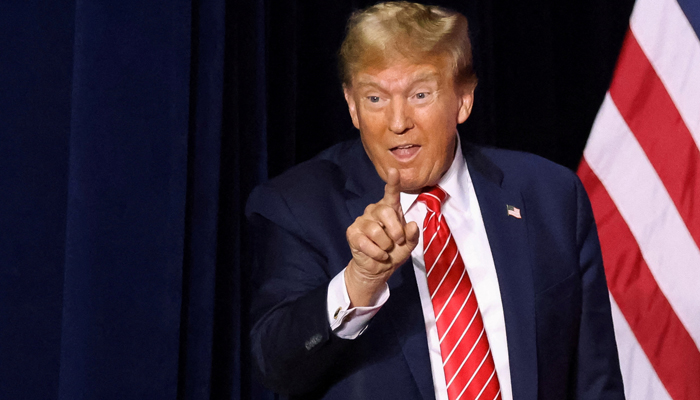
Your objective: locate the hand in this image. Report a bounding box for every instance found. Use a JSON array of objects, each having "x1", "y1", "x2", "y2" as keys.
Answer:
[{"x1": 345, "y1": 168, "x2": 420, "y2": 307}]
